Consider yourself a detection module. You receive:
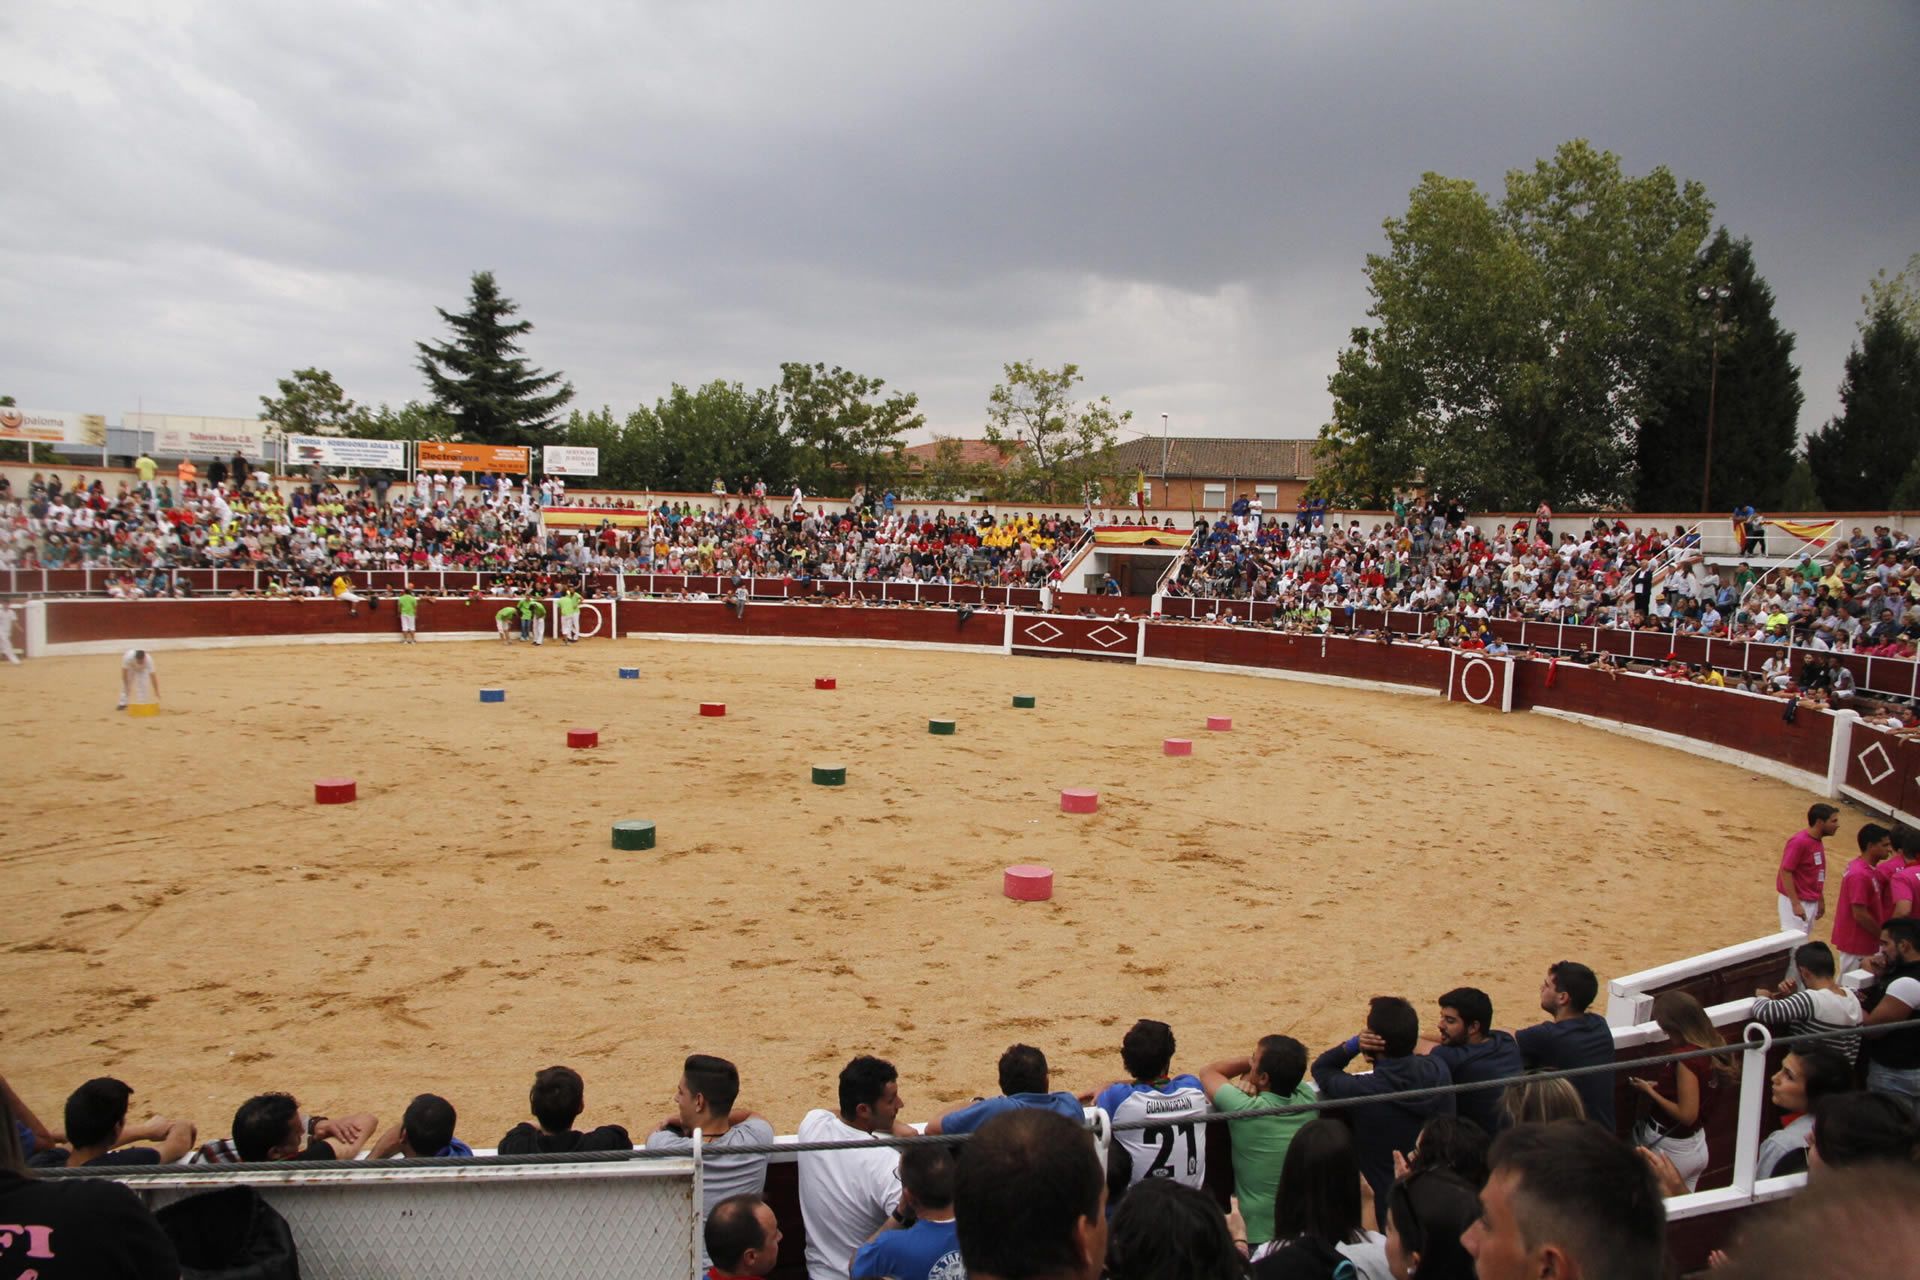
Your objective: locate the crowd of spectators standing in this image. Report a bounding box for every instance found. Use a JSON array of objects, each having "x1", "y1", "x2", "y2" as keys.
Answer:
[
  {"x1": 0, "y1": 463, "x2": 1090, "y2": 595},
  {"x1": 7, "y1": 902, "x2": 1920, "y2": 1278}
]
